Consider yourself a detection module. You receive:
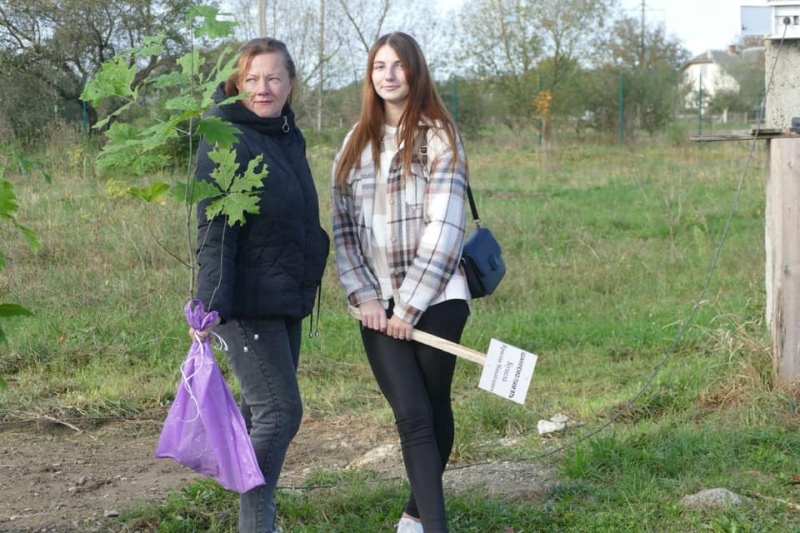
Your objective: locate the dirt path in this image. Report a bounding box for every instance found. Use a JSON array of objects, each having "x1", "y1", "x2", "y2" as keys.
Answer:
[{"x1": 0, "y1": 416, "x2": 556, "y2": 533}]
